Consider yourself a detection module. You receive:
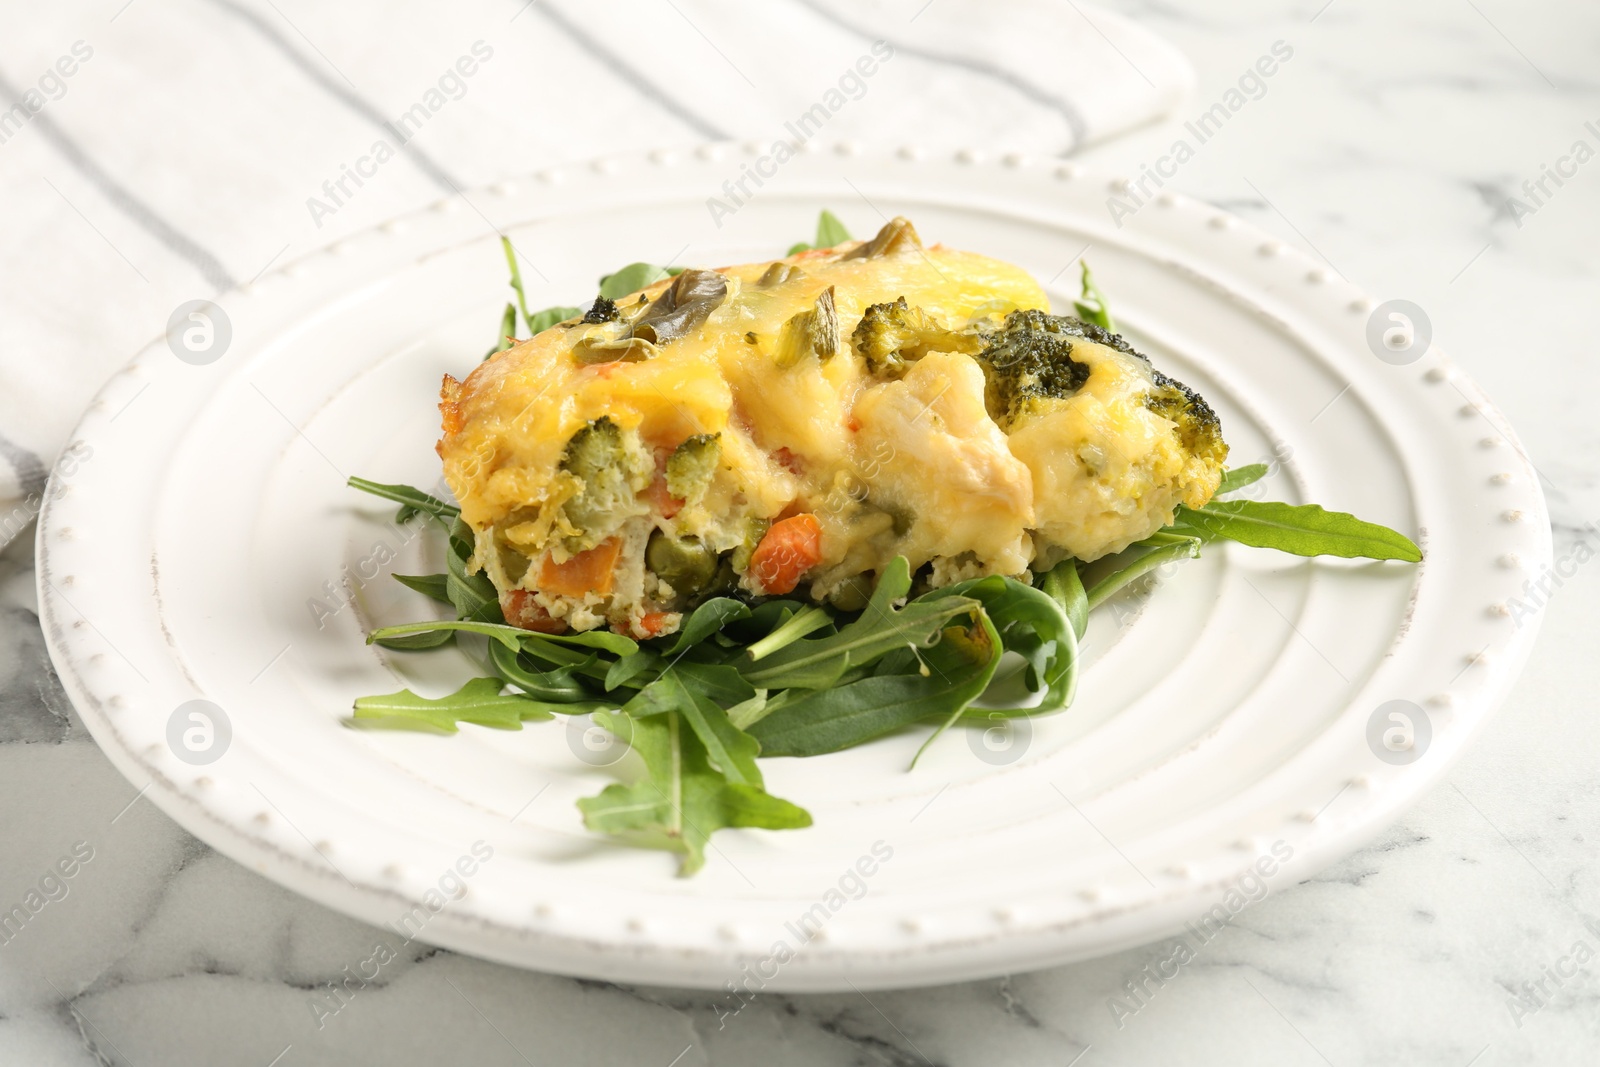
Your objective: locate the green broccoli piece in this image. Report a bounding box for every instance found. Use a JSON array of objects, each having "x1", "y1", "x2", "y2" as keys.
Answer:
[
  {"x1": 558, "y1": 417, "x2": 647, "y2": 552},
  {"x1": 582, "y1": 296, "x2": 619, "y2": 324},
  {"x1": 972, "y1": 308, "x2": 1092, "y2": 425},
  {"x1": 1145, "y1": 369, "x2": 1228, "y2": 466},
  {"x1": 664, "y1": 433, "x2": 721, "y2": 501},
  {"x1": 973, "y1": 309, "x2": 1225, "y2": 462},
  {"x1": 850, "y1": 297, "x2": 979, "y2": 378}
]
